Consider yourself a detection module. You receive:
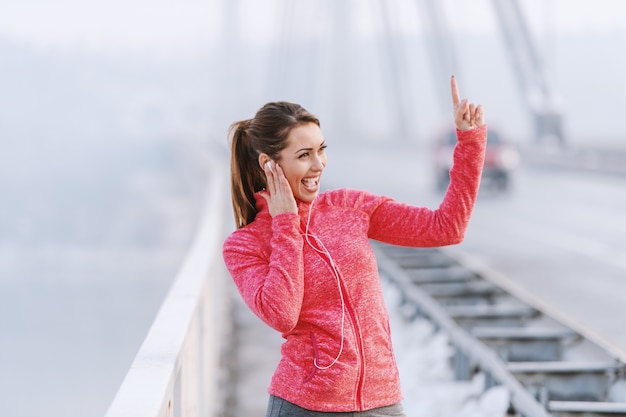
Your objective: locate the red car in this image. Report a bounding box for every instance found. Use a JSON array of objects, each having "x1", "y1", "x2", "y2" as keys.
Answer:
[{"x1": 434, "y1": 128, "x2": 520, "y2": 192}]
